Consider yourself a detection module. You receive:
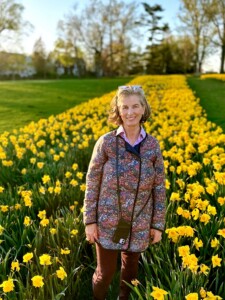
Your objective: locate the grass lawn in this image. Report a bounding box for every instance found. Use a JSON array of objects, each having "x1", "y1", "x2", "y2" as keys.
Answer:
[
  {"x1": 0, "y1": 77, "x2": 132, "y2": 133},
  {"x1": 187, "y1": 76, "x2": 225, "y2": 132}
]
